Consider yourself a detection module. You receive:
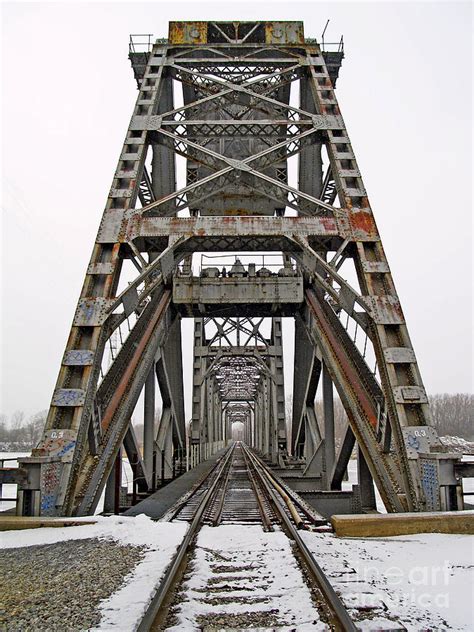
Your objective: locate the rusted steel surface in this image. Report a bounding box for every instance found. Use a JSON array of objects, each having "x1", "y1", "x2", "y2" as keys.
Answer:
[
  {"x1": 264, "y1": 21, "x2": 304, "y2": 44},
  {"x1": 100, "y1": 290, "x2": 171, "y2": 433},
  {"x1": 125, "y1": 215, "x2": 341, "y2": 241},
  {"x1": 173, "y1": 277, "x2": 304, "y2": 305},
  {"x1": 305, "y1": 289, "x2": 378, "y2": 430},
  {"x1": 169, "y1": 22, "x2": 207, "y2": 45},
  {"x1": 0, "y1": 468, "x2": 28, "y2": 485},
  {"x1": 168, "y1": 21, "x2": 304, "y2": 46},
  {"x1": 348, "y1": 209, "x2": 379, "y2": 240}
]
